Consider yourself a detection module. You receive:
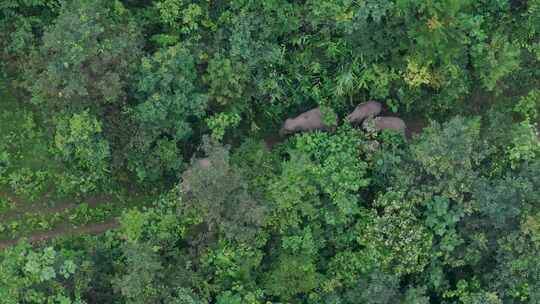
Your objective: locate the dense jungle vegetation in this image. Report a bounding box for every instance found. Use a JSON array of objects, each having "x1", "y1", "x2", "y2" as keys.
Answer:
[{"x1": 1, "y1": 0, "x2": 540, "y2": 303}]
